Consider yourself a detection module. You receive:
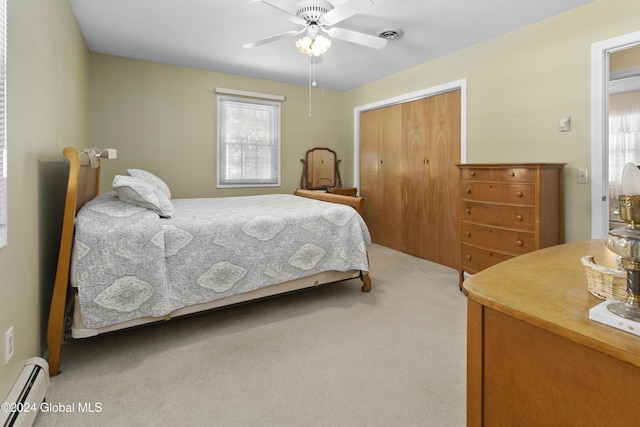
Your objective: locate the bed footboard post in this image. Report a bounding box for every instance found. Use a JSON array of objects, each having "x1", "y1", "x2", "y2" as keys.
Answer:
[
  {"x1": 360, "y1": 250, "x2": 372, "y2": 292},
  {"x1": 360, "y1": 272, "x2": 372, "y2": 292}
]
